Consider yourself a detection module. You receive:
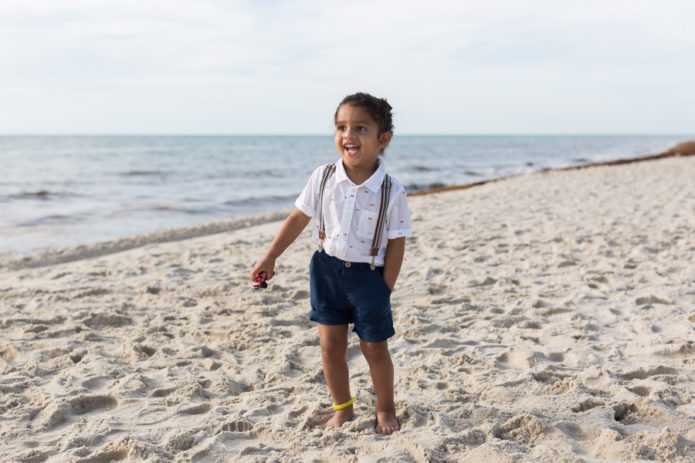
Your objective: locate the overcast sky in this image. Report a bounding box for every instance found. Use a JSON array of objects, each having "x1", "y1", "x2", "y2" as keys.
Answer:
[{"x1": 1, "y1": 0, "x2": 694, "y2": 134}]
